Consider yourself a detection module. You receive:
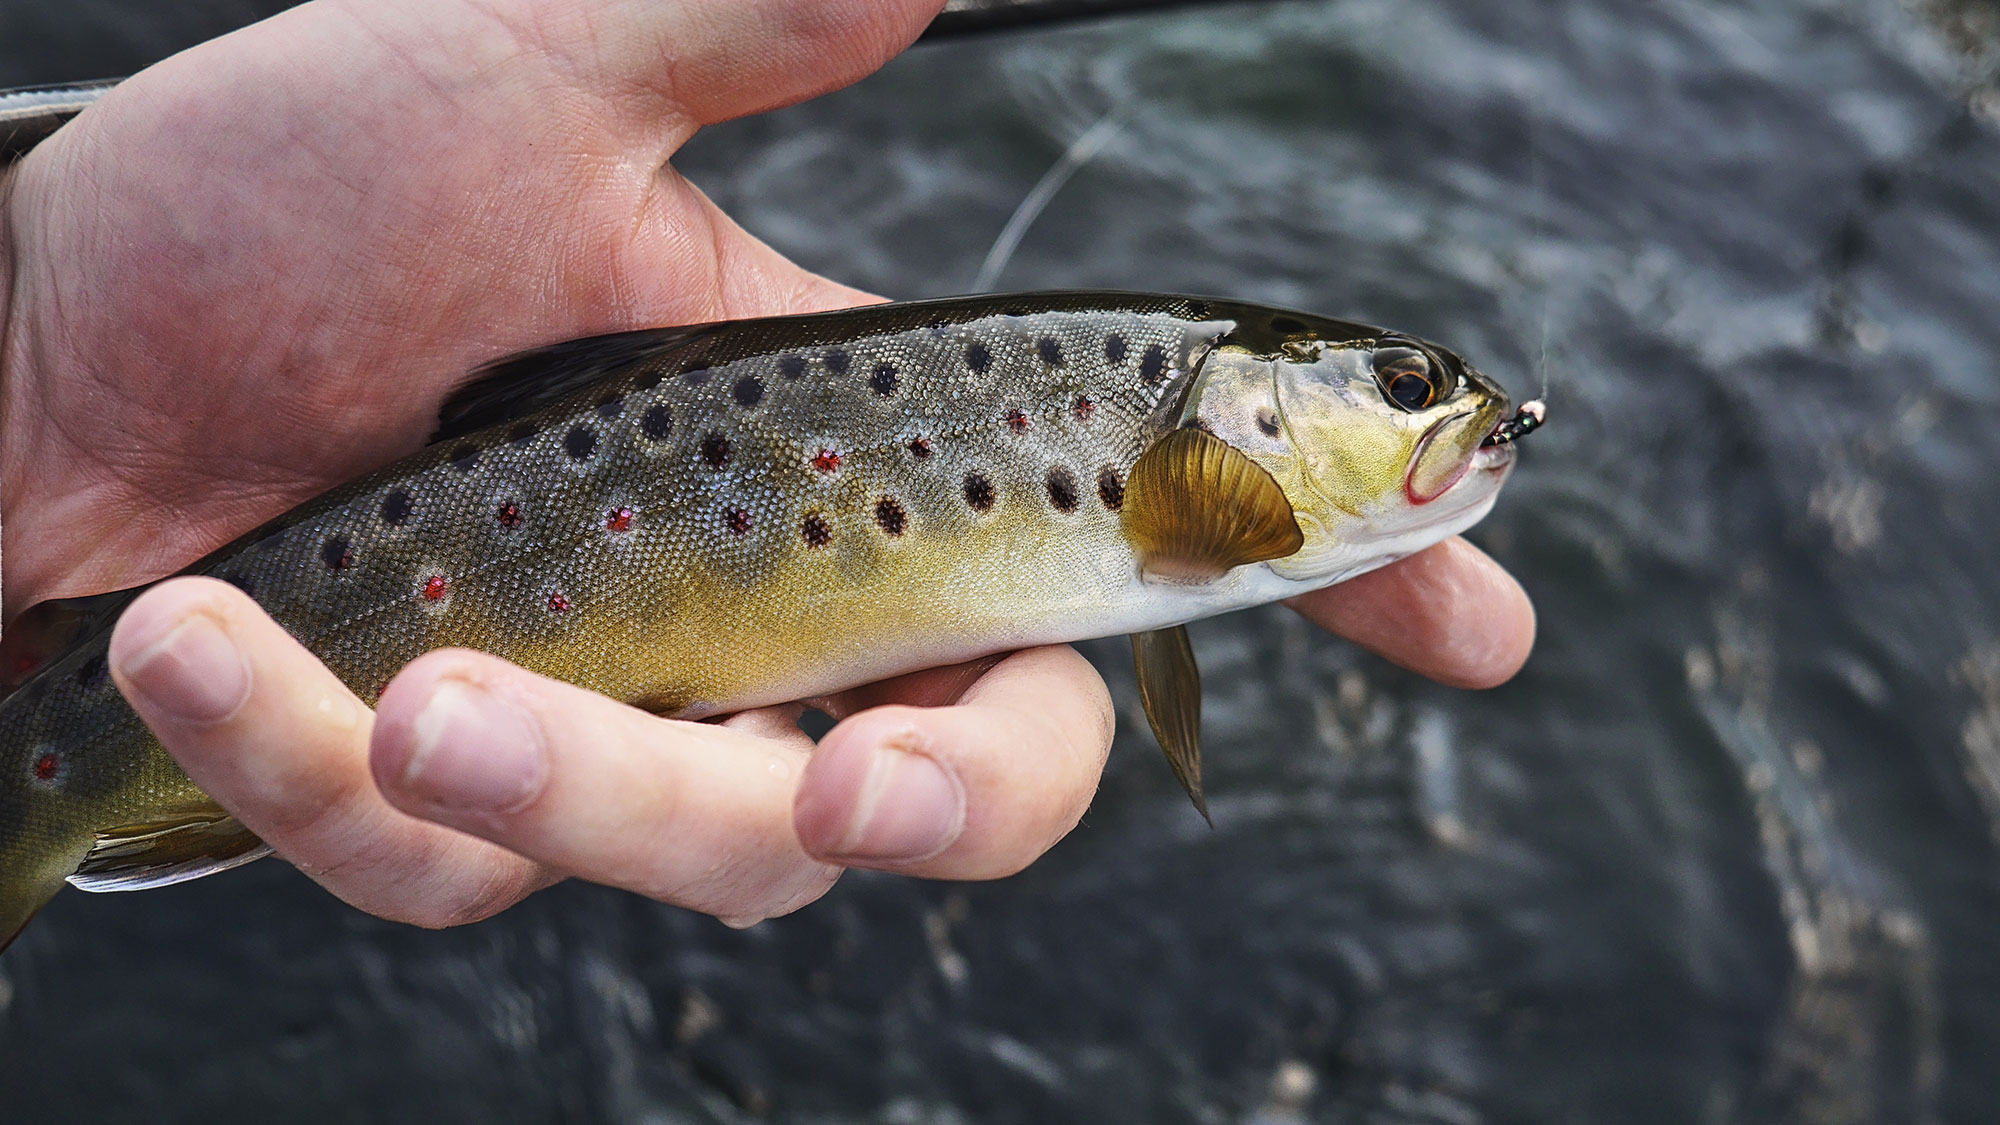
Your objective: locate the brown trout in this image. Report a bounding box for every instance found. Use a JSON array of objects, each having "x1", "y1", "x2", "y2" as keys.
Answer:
[{"x1": 0, "y1": 292, "x2": 1538, "y2": 948}]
